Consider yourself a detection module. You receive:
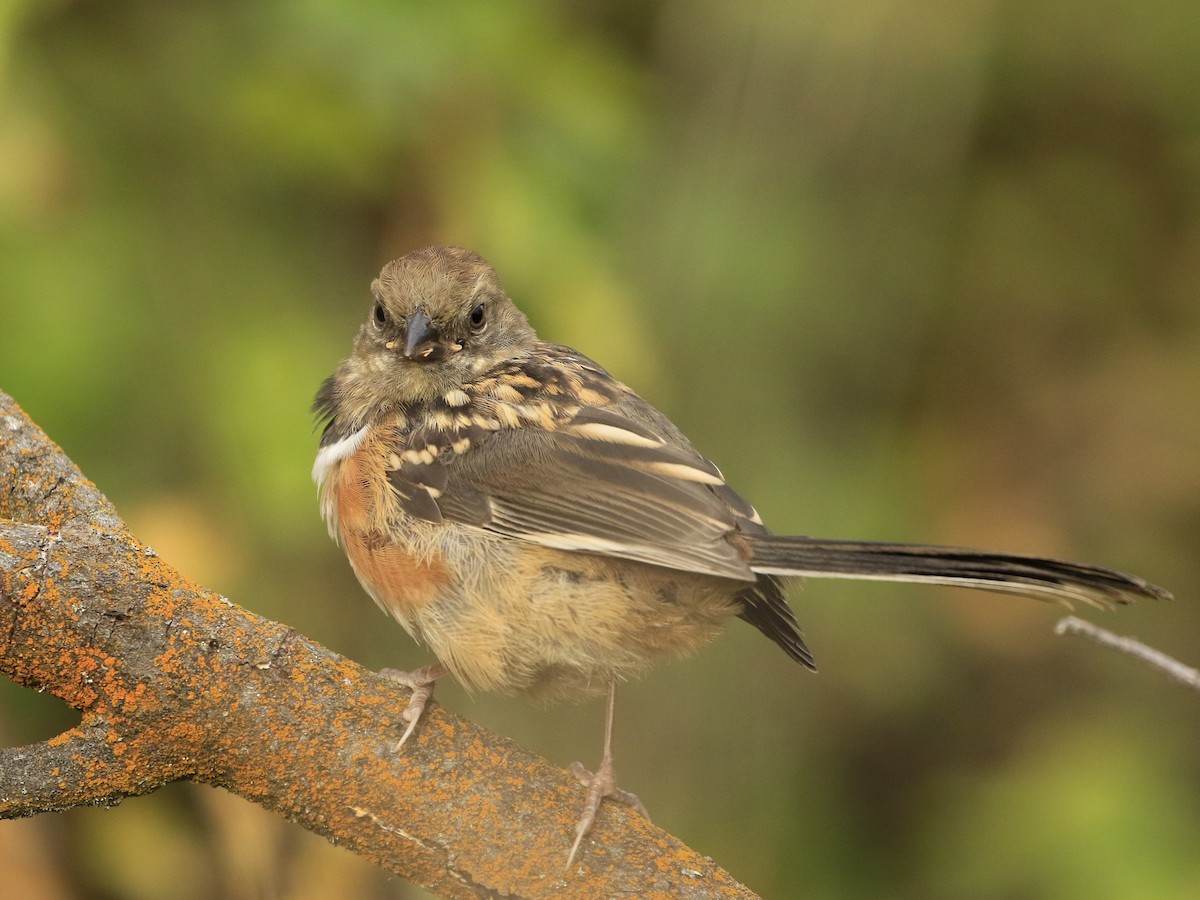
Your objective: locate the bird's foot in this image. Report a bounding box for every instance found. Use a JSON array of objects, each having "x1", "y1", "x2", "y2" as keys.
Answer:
[
  {"x1": 565, "y1": 754, "x2": 649, "y2": 869},
  {"x1": 380, "y1": 662, "x2": 446, "y2": 751}
]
